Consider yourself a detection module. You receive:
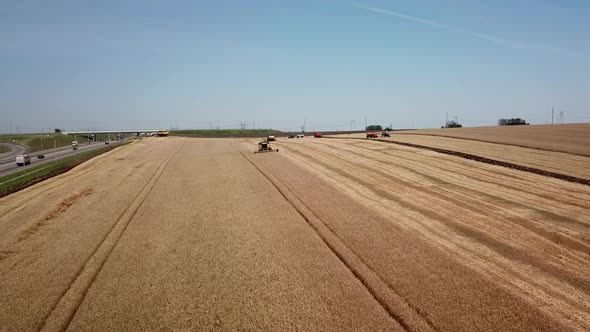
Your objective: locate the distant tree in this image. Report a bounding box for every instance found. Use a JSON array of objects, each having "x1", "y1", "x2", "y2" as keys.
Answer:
[
  {"x1": 54, "y1": 128, "x2": 62, "y2": 133},
  {"x1": 366, "y1": 125, "x2": 383, "y2": 131},
  {"x1": 445, "y1": 120, "x2": 462, "y2": 128},
  {"x1": 498, "y1": 118, "x2": 528, "y2": 126},
  {"x1": 384, "y1": 126, "x2": 393, "y2": 131}
]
